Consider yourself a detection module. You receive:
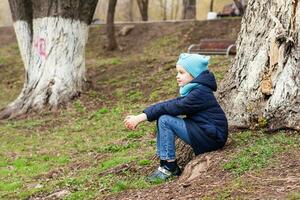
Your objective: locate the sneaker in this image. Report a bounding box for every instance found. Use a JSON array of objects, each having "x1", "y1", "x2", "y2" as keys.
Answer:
[{"x1": 147, "y1": 165, "x2": 181, "y2": 183}]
